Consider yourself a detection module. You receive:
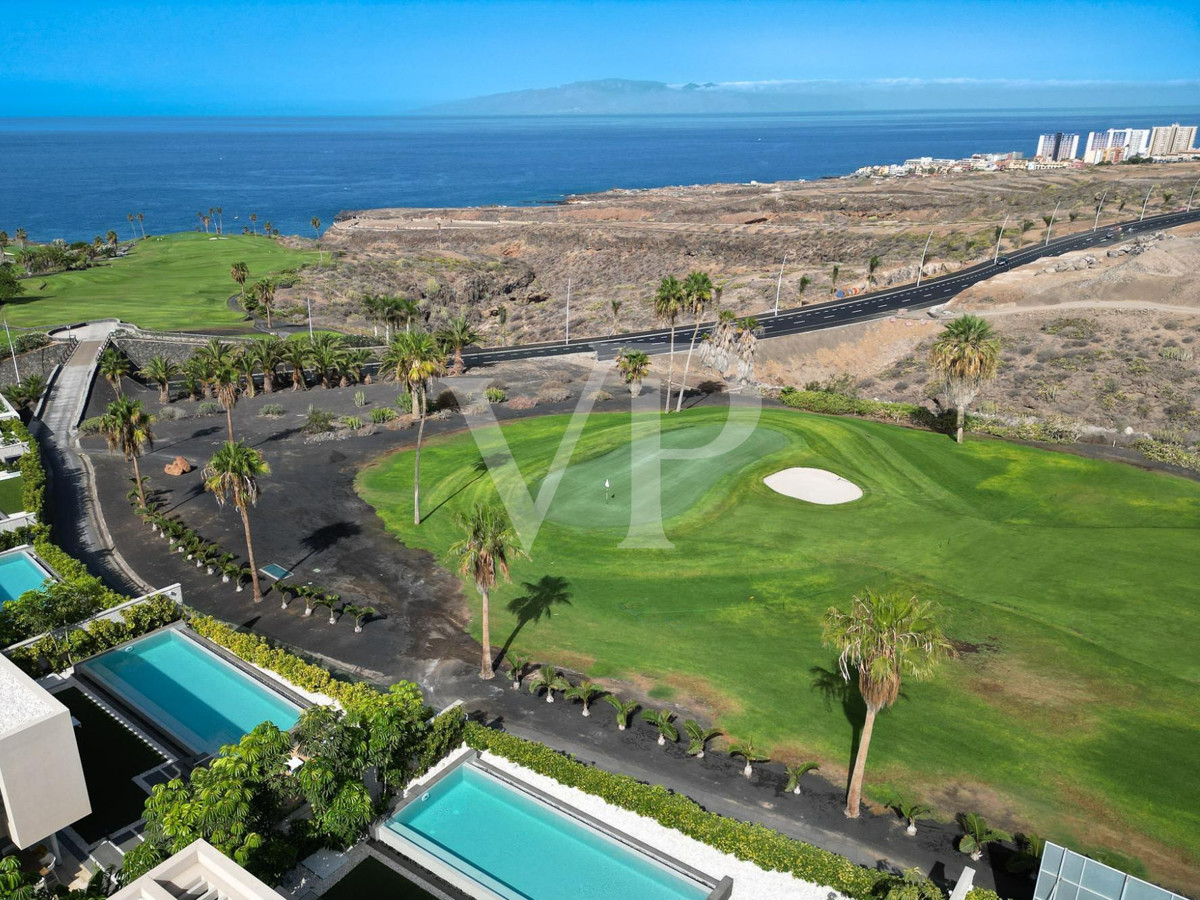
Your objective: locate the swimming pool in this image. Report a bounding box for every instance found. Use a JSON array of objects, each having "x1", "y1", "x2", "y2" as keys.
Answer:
[
  {"x1": 383, "y1": 763, "x2": 712, "y2": 900},
  {"x1": 0, "y1": 548, "x2": 53, "y2": 604},
  {"x1": 76, "y1": 628, "x2": 302, "y2": 756}
]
